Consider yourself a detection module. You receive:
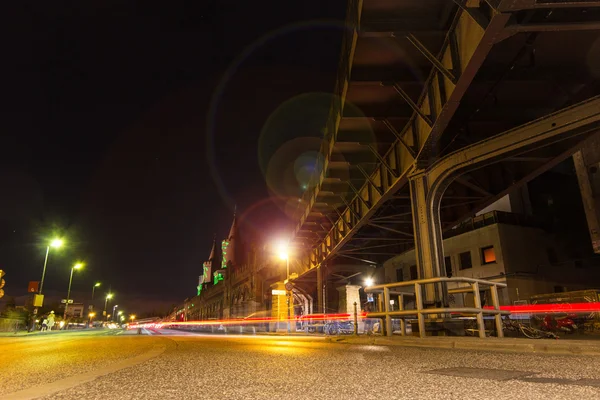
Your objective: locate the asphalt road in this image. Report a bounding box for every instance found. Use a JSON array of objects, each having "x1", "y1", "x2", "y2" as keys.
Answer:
[{"x1": 1, "y1": 328, "x2": 600, "y2": 399}]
